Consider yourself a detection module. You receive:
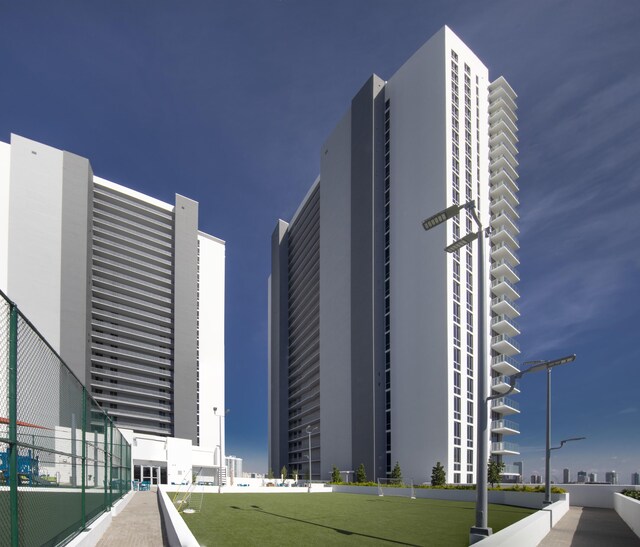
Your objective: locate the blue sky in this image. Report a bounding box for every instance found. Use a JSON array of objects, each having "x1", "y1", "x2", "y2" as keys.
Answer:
[{"x1": 1, "y1": 1, "x2": 638, "y2": 481}]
